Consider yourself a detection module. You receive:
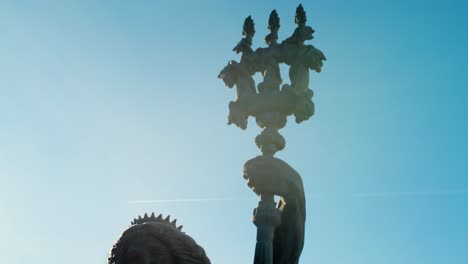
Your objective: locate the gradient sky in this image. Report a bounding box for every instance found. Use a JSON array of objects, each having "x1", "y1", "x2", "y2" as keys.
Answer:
[{"x1": 1, "y1": 1, "x2": 467, "y2": 263}]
